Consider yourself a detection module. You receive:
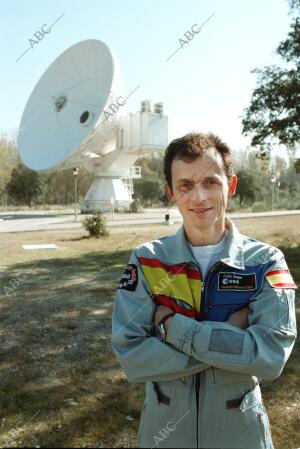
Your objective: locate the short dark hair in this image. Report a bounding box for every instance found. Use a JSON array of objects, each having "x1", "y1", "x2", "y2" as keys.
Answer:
[{"x1": 163, "y1": 132, "x2": 234, "y2": 190}]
